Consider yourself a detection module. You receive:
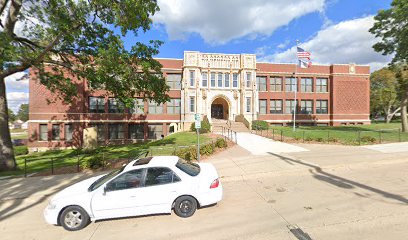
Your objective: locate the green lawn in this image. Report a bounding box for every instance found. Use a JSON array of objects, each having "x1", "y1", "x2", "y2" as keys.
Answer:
[
  {"x1": 264, "y1": 122, "x2": 408, "y2": 145},
  {"x1": 1, "y1": 132, "x2": 212, "y2": 177}
]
